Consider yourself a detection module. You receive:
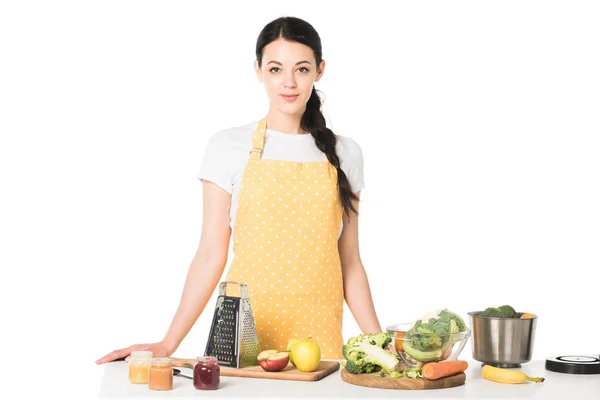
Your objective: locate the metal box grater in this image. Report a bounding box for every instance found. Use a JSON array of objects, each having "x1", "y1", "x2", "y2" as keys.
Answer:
[{"x1": 204, "y1": 281, "x2": 261, "y2": 368}]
